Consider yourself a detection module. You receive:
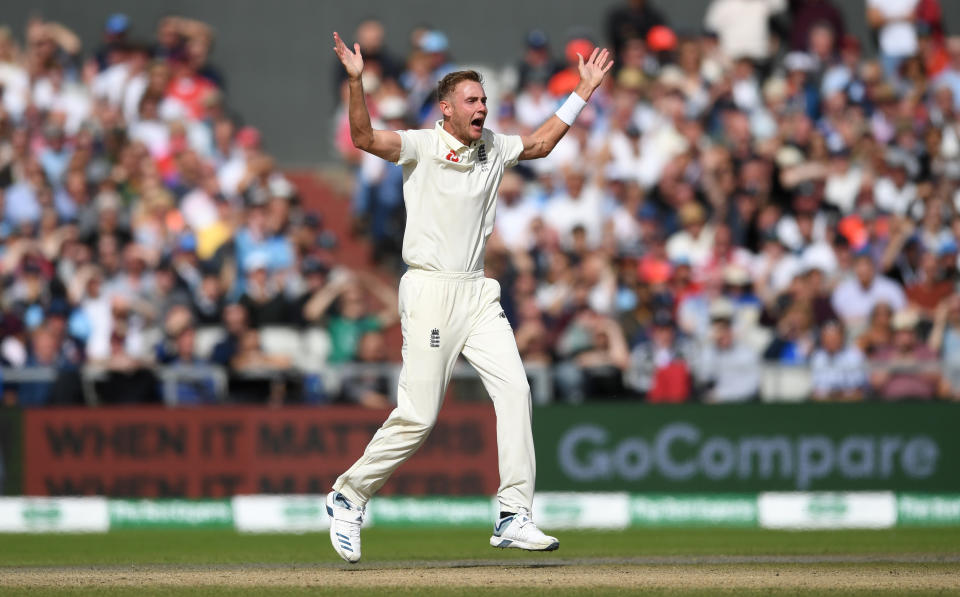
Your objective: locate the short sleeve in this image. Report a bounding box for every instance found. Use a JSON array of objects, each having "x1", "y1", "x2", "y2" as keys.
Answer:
[
  {"x1": 497, "y1": 133, "x2": 524, "y2": 168},
  {"x1": 395, "y1": 129, "x2": 421, "y2": 166}
]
